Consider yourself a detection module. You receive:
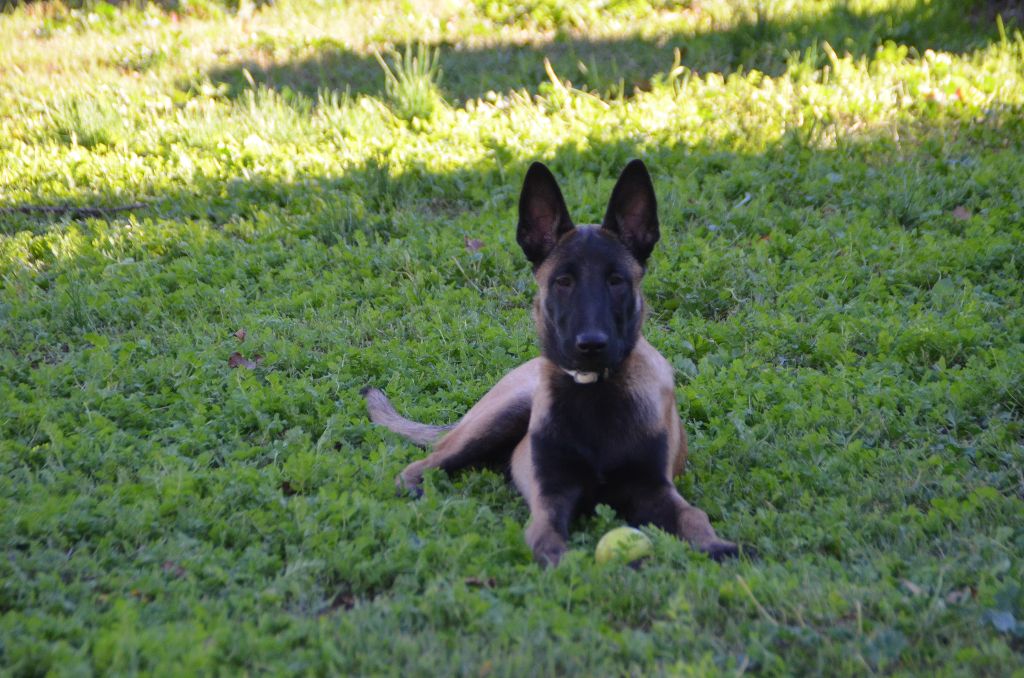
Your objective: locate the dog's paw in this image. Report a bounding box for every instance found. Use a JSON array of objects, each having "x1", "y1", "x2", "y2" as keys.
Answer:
[
  {"x1": 700, "y1": 540, "x2": 757, "y2": 562},
  {"x1": 530, "y1": 533, "x2": 567, "y2": 568},
  {"x1": 395, "y1": 485, "x2": 424, "y2": 499},
  {"x1": 394, "y1": 473, "x2": 424, "y2": 499}
]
